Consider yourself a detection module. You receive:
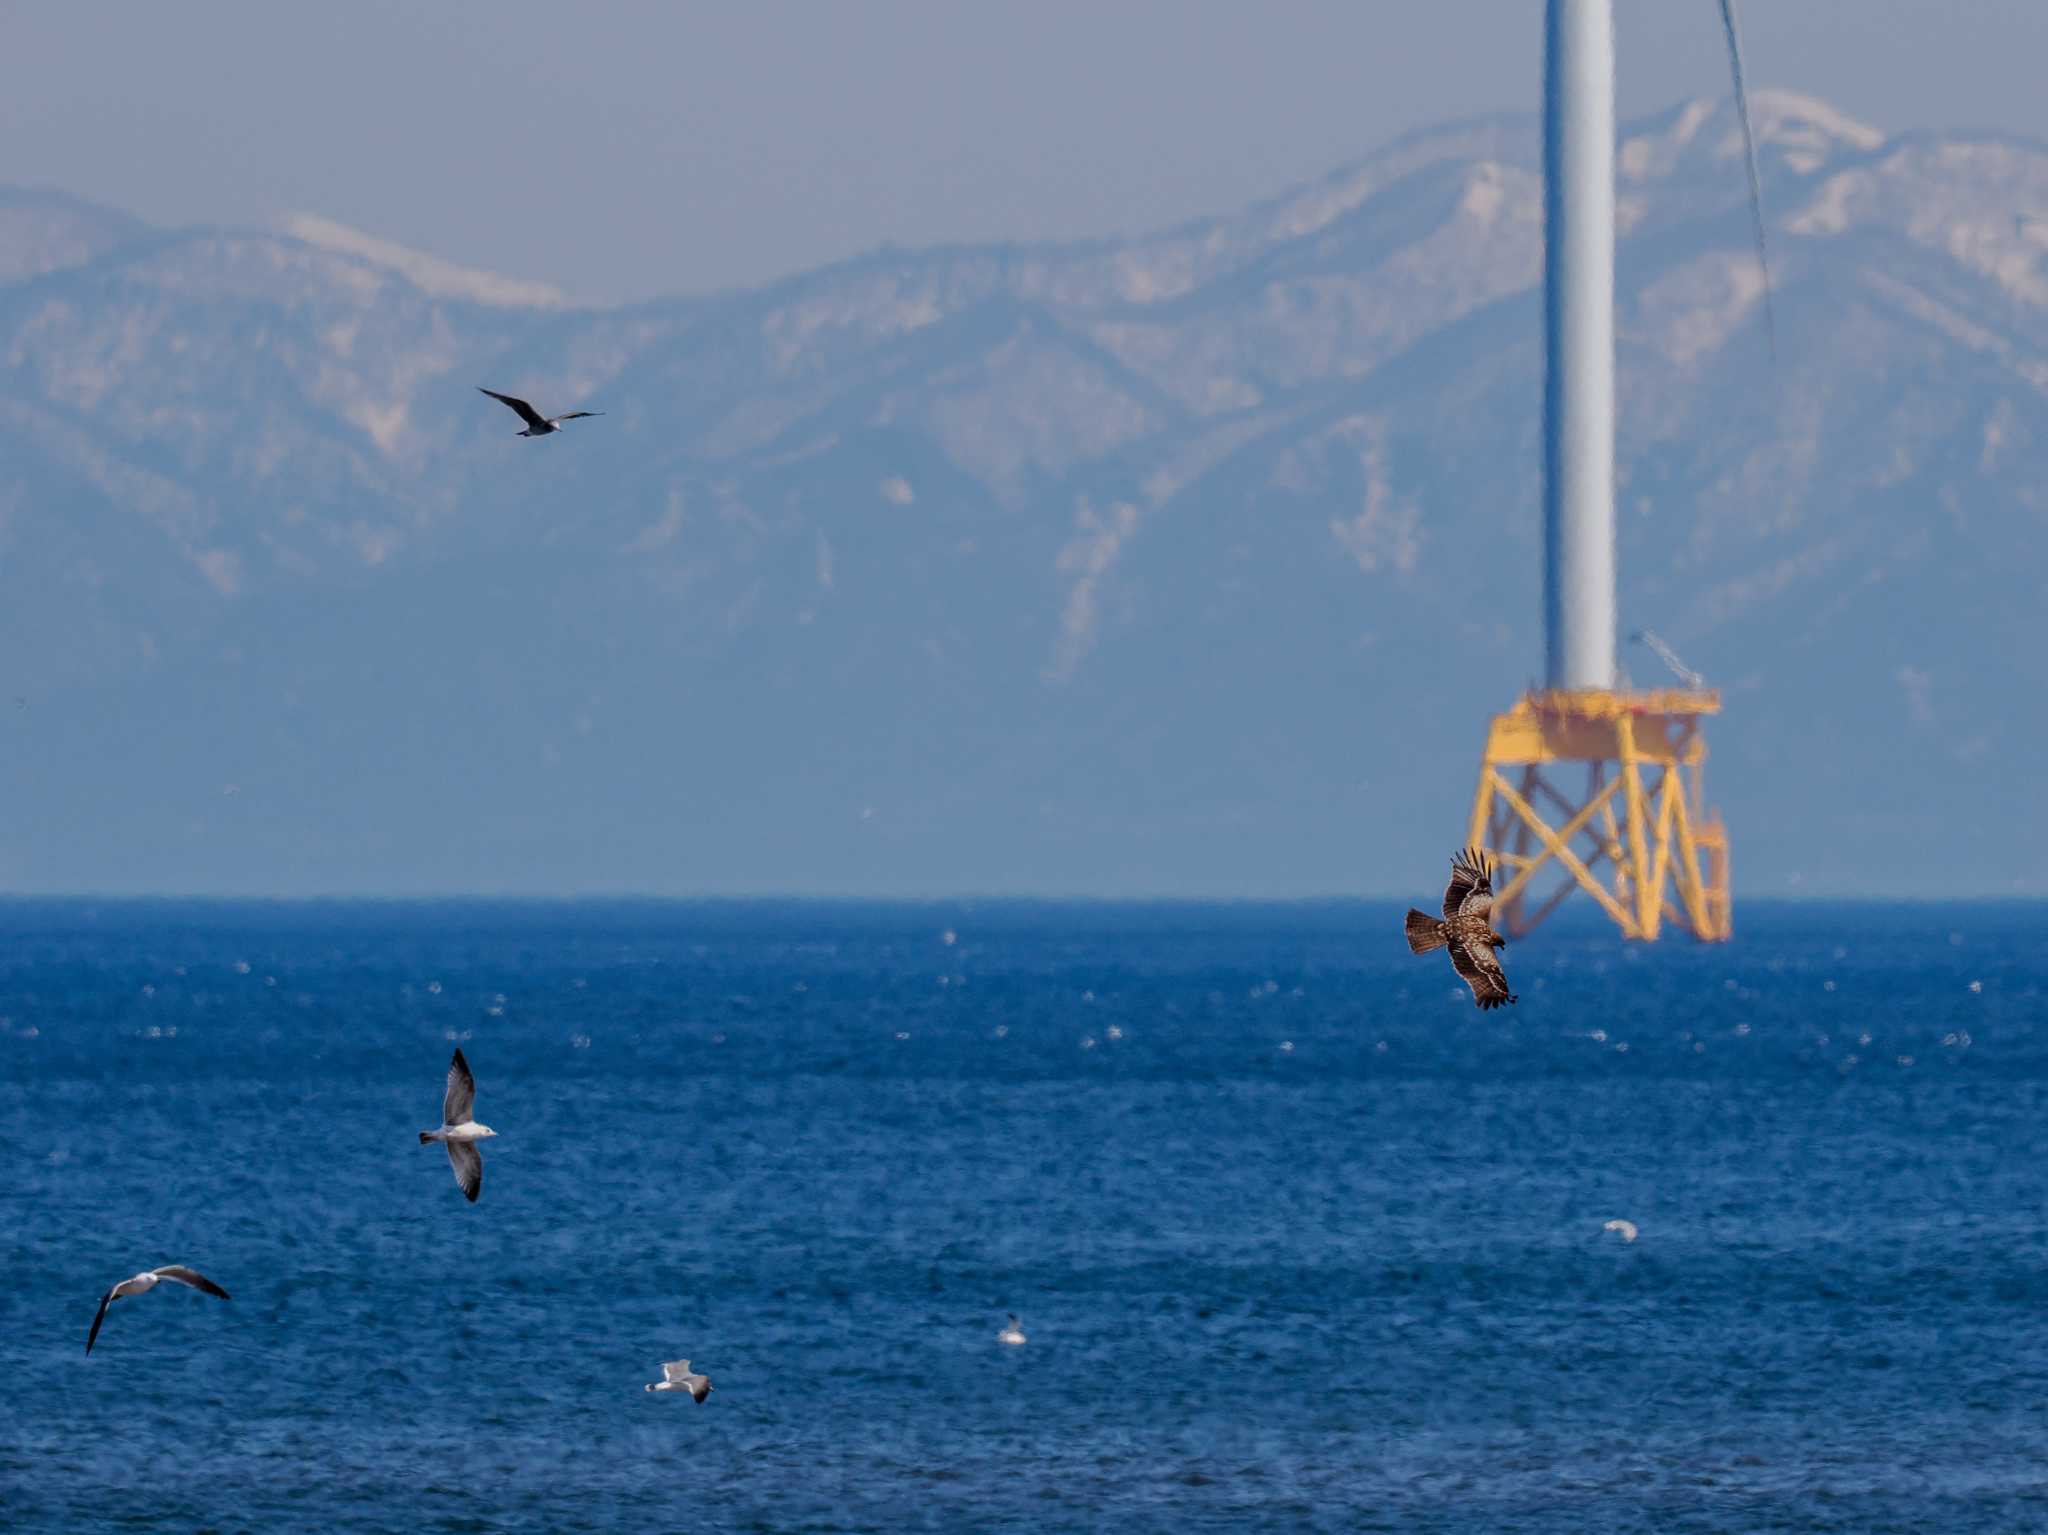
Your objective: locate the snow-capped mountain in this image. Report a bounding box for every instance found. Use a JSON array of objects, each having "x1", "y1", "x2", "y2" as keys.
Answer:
[{"x1": 0, "y1": 90, "x2": 2039, "y2": 896}]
